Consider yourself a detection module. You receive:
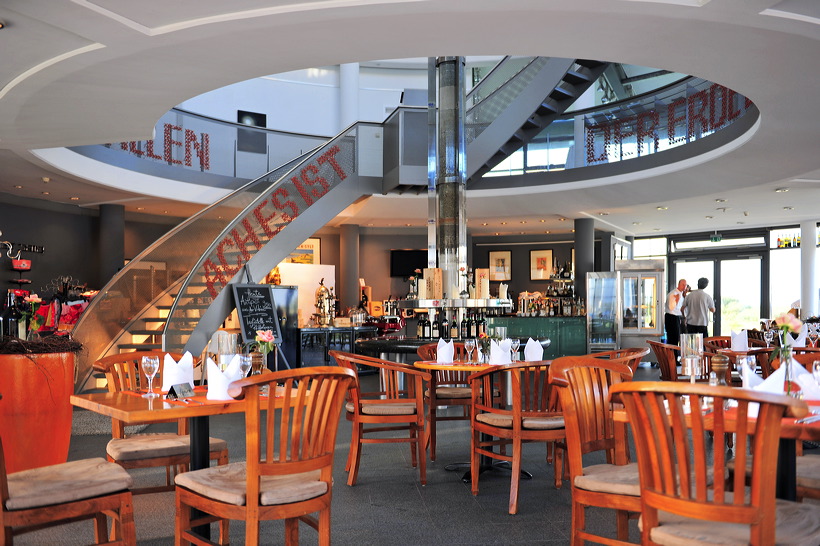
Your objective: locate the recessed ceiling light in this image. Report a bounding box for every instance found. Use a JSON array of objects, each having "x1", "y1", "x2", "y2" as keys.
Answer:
[
  {"x1": 775, "y1": 188, "x2": 790, "y2": 193},
  {"x1": 41, "y1": 177, "x2": 50, "y2": 183},
  {"x1": 539, "y1": 219, "x2": 545, "y2": 223},
  {"x1": 783, "y1": 206, "x2": 794, "y2": 211},
  {"x1": 405, "y1": 223, "x2": 411, "y2": 227},
  {"x1": 41, "y1": 191, "x2": 49, "y2": 195},
  {"x1": 163, "y1": 210, "x2": 168, "y2": 214},
  {"x1": 571, "y1": 229, "x2": 575, "y2": 233},
  {"x1": 69, "y1": 197, "x2": 79, "y2": 201},
  {"x1": 558, "y1": 217, "x2": 566, "y2": 221},
  {"x1": 13, "y1": 185, "x2": 22, "y2": 189},
  {"x1": 598, "y1": 212, "x2": 609, "y2": 216},
  {"x1": 653, "y1": 228, "x2": 661, "y2": 232},
  {"x1": 632, "y1": 222, "x2": 642, "y2": 225},
  {"x1": 544, "y1": 230, "x2": 550, "y2": 234},
  {"x1": 481, "y1": 223, "x2": 488, "y2": 226},
  {"x1": 715, "y1": 198, "x2": 727, "y2": 203},
  {"x1": 520, "y1": 221, "x2": 526, "y2": 224},
  {"x1": 494, "y1": 232, "x2": 499, "y2": 236},
  {"x1": 520, "y1": 232, "x2": 525, "y2": 235},
  {"x1": 705, "y1": 215, "x2": 713, "y2": 219},
  {"x1": 500, "y1": 222, "x2": 507, "y2": 225},
  {"x1": 656, "y1": 206, "x2": 668, "y2": 211},
  {"x1": 136, "y1": 207, "x2": 144, "y2": 211},
  {"x1": 737, "y1": 221, "x2": 745, "y2": 225}
]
